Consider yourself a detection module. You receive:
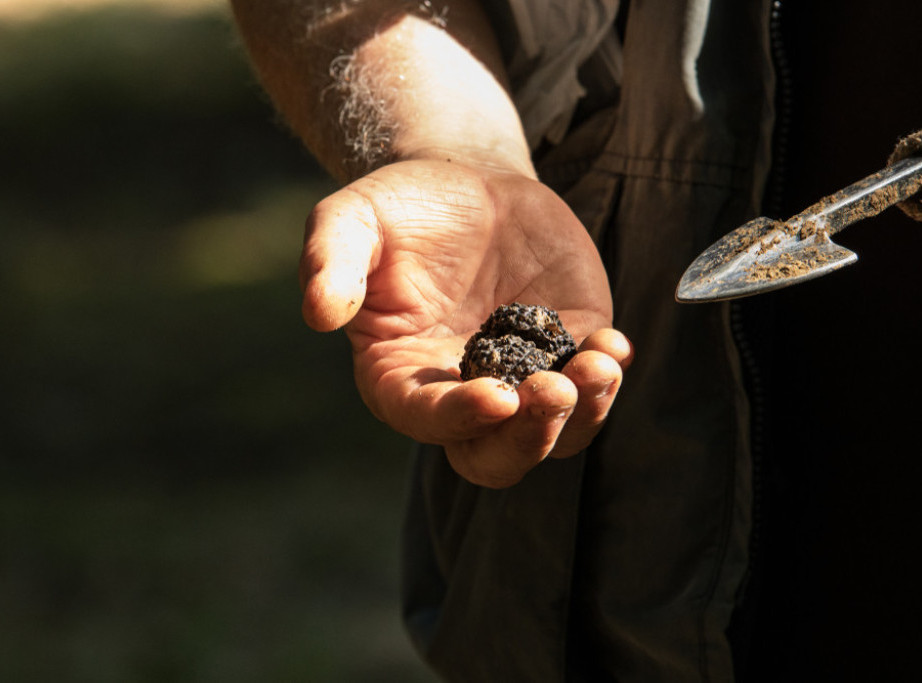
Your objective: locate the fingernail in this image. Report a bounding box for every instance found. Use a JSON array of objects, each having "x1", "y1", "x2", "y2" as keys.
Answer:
[
  {"x1": 593, "y1": 380, "x2": 617, "y2": 400},
  {"x1": 529, "y1": 405, "x2": 572, "y2": 420}
]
